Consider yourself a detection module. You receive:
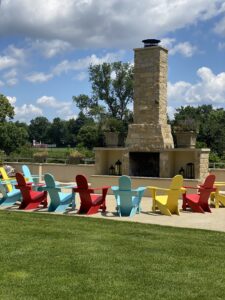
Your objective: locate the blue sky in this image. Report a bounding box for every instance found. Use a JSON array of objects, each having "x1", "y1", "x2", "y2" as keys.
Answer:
[{"x1": 0, "y1": 0, "x2": 225, "y2": 123}]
